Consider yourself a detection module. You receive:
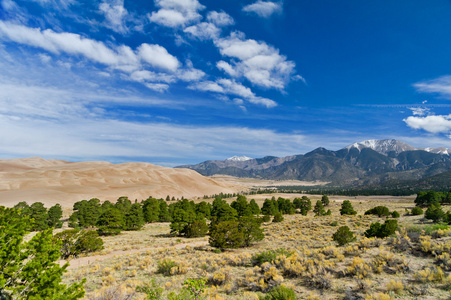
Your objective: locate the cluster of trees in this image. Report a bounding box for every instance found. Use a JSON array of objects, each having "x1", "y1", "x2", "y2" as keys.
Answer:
[
  {"x1": 414, "y1": 190, "x2": 451, "y2": 224},
  {"x1": 13, "y1": 201, "x2": 63, "y2": 231},
  {"x1": 0, "y1": 206, "x2": 85, "y2": 299}
]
